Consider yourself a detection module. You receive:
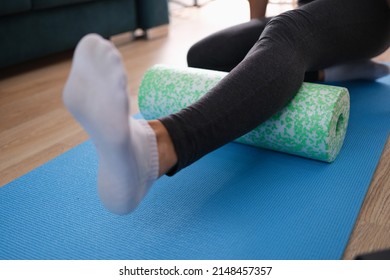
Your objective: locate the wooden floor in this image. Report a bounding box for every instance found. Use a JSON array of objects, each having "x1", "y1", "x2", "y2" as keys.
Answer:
[{"x1": 0, "y1": 0, "x2": 389, "y2": 260}]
